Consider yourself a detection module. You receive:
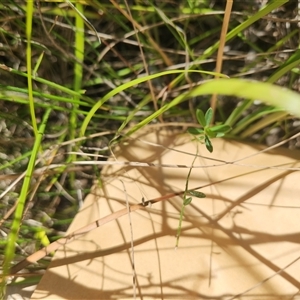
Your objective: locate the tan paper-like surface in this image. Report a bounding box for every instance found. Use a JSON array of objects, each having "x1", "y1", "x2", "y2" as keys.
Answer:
[{"x1": 31, "y1": 129, "x2": 300, "y2": 299}]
